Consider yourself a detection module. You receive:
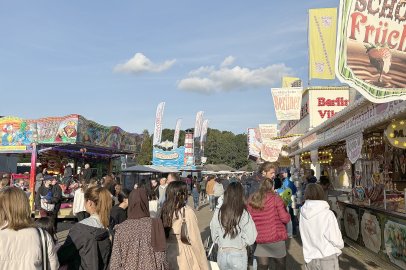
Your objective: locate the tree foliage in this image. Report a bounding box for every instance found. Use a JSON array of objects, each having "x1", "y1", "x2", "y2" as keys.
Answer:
[
  {"x1": 137, "y1": 128, "x2": 248, "y2": 169},
  {"x1": 137, "y1": 129, "x2": 153, "y2": 165}
]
